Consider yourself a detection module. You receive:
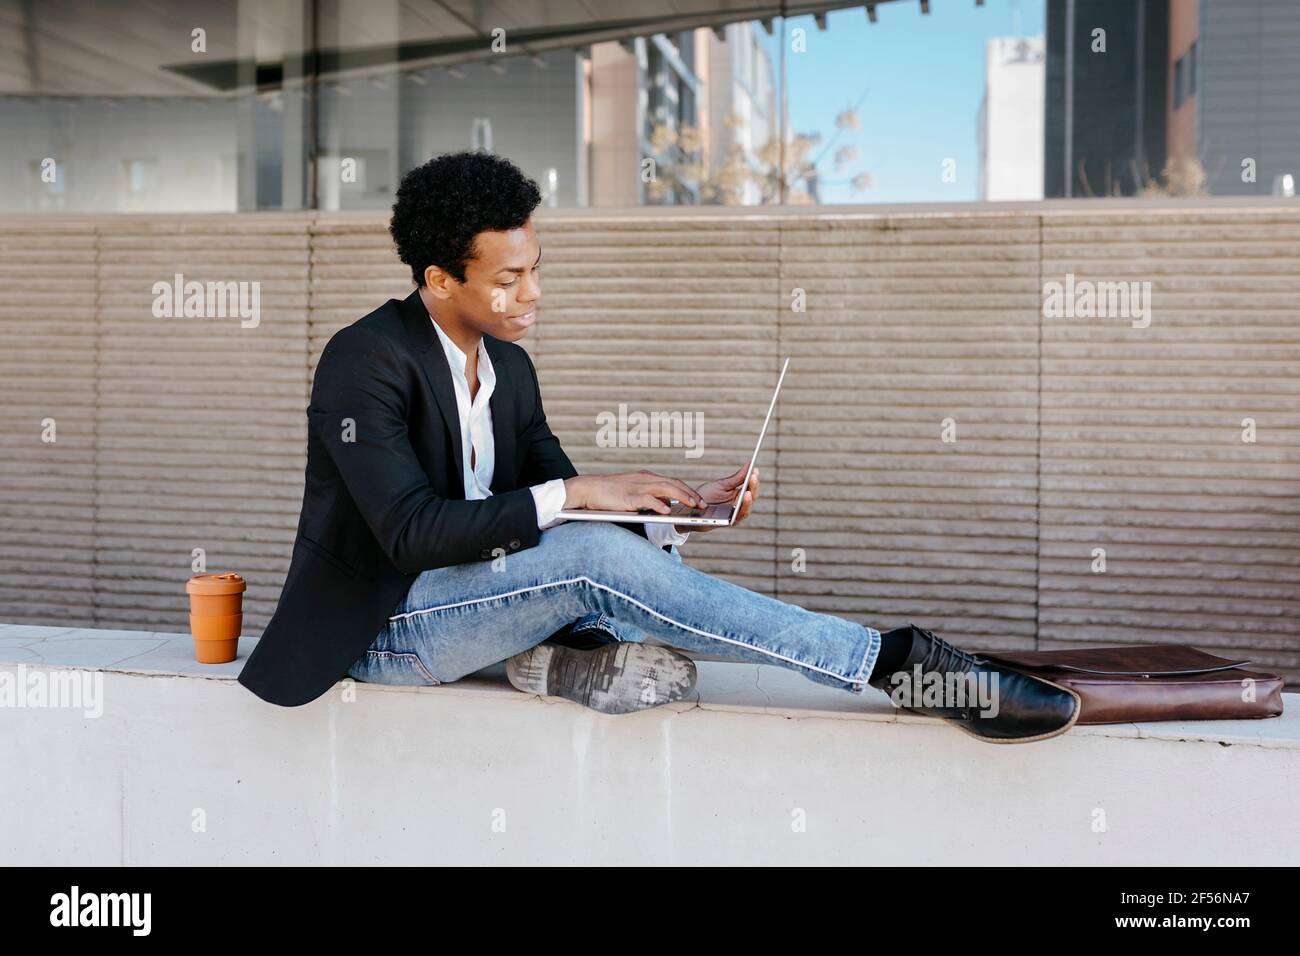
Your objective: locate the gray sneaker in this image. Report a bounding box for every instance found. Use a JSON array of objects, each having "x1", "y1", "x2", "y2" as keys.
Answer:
[{"x1": 506, "y1": 641, "x2": 697, "y2": 715}]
